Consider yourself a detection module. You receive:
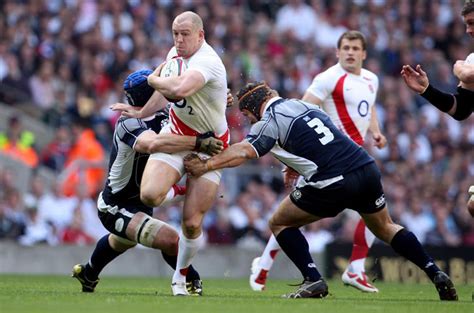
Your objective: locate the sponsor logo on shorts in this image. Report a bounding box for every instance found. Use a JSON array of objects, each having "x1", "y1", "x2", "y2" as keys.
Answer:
[
  {"x1": 308, "y1": 263, "x2": 316, "y2": 268},
  {"x1": 375, "y1": 194, "x2": 386, "y2": 208},
  {"x1": 292, "y1": 190, "x2": 302, "y2": 200}
]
